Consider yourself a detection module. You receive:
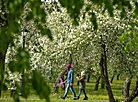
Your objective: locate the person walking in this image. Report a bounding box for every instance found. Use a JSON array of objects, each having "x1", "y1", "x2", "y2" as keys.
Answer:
[
  {"x1": 60, "y1": 64, "x2": 76, "y2": 100},
  {"x1": 75, "y1": 70, "x2": 88, "y2": 100}
]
